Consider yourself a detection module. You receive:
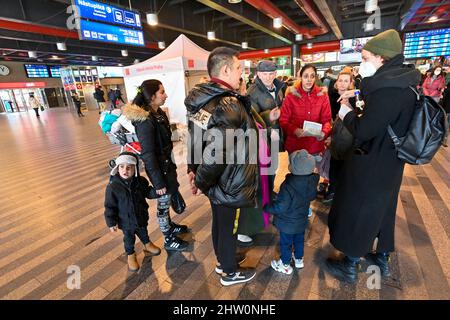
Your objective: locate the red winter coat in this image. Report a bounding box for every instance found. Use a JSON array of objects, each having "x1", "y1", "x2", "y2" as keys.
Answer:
[
  {"x1": 280, "y1": 83, "x2": 332, "y2": 154},
  {"x1": 422, "y1": 75, "x2": 445, "y2": 98}
]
